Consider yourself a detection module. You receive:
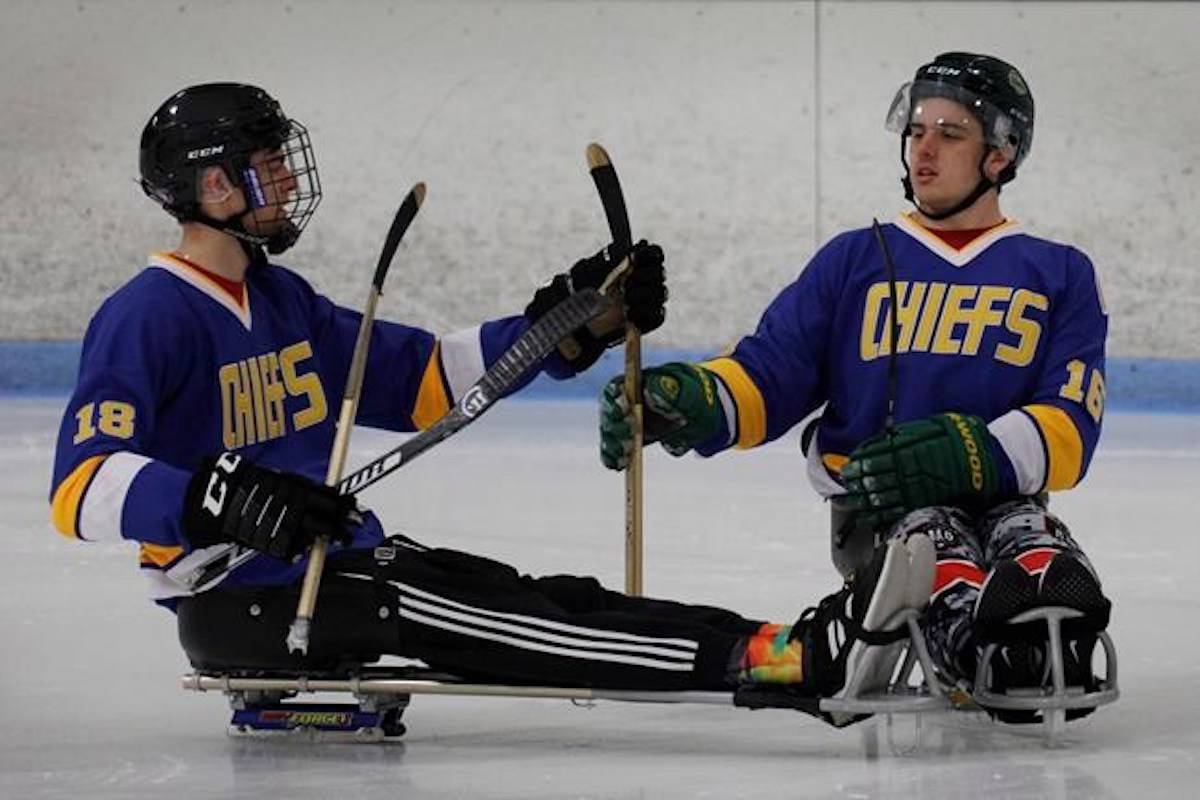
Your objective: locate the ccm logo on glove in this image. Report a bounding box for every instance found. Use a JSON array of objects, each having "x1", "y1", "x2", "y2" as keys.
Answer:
[
  {"x1": 184, "y1": 451, "x2": 358, "y2": 561},
  {"x1": 200, "y1": 451, "x2": 243, "y2": 517}
]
